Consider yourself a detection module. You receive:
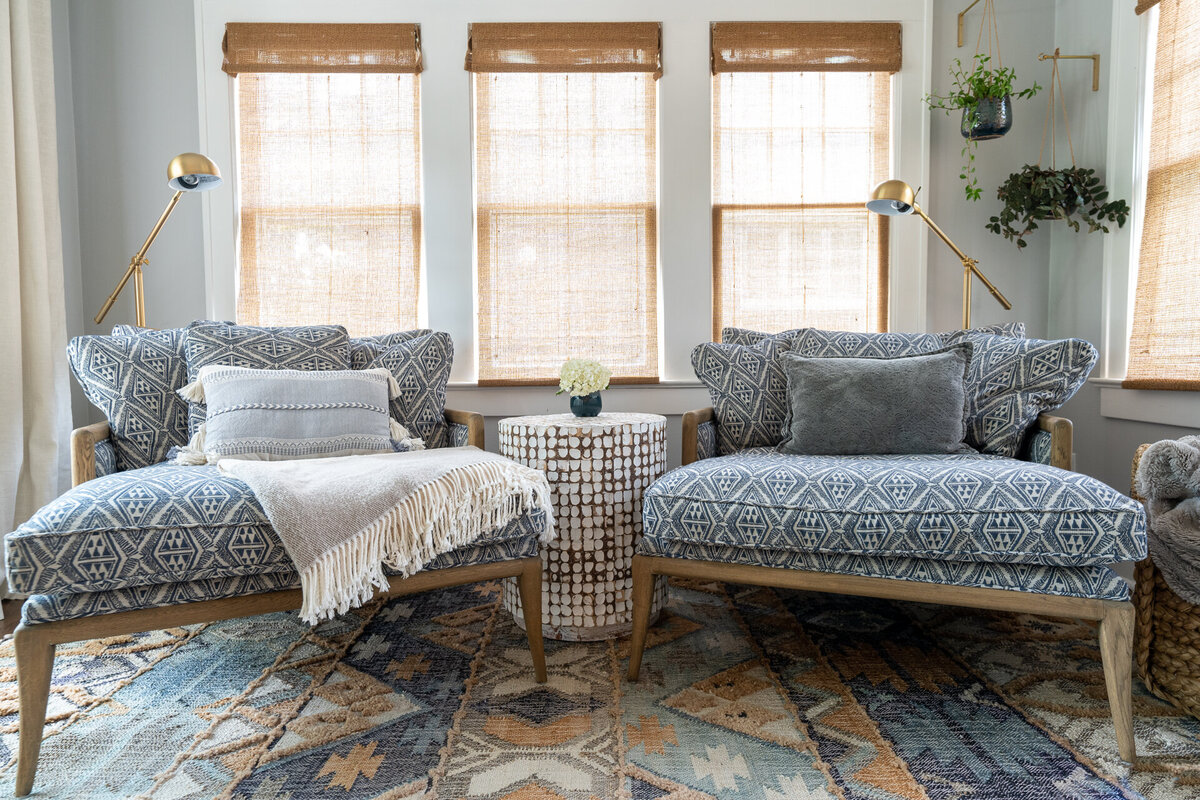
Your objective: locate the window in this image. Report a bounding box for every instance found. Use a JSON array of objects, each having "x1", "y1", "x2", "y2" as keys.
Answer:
[
  {"x1": 711, "y1": 22, "x2": 900, "y2": 338},
  {"x1": 223, "y1": 23, "x2": 424, "y2": 337},
  {"x1": 1124, "y1": 0, "x2": 1200, "y2": 389},
  {"x1": 467, "y1": 23, "x2": 661, "y2": 384}
]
